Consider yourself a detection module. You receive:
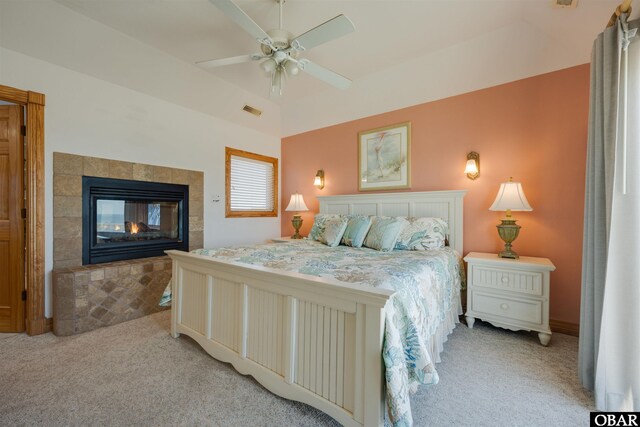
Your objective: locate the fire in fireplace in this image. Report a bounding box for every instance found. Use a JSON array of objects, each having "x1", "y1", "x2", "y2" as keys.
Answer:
[{"x1": 82, "y1": 177, "x2": 189, "y2": 264}]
